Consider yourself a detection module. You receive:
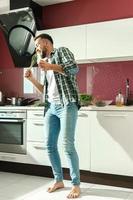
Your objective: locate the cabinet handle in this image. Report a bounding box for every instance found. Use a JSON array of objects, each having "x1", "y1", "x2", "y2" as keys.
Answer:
[
  {"x1": 33, "y1": 123, "x2": 44, "y2": 126},
  {"x1": 78, "y1": 113, "x2": 88, "y2": 117},
  {"x1": 34, "y1": 114, "x2": 44, "y2": 117},
  {"x1": 103, "y1": 114, "x2": 128, "y2": 118},
  {"x1": 33, "y1": 146, "x2": 46, "y2": 150}
]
